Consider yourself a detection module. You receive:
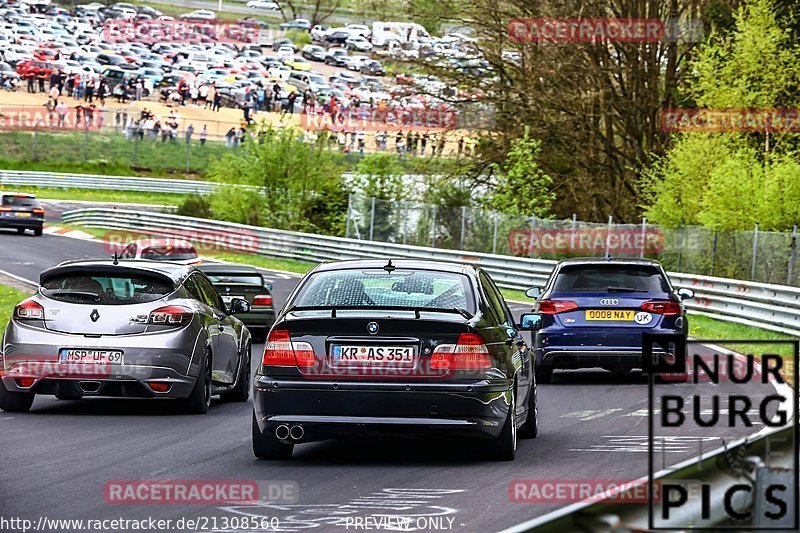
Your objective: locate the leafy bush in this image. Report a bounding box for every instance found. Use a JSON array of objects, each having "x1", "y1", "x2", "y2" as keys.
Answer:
[
  {"x1": 175, "y1": 195, "x2": 213, "y2": 219},
  {"x1": 285, "y1": 28, "x2": 311, "y2": 47}
]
